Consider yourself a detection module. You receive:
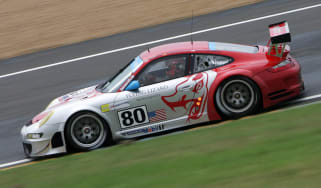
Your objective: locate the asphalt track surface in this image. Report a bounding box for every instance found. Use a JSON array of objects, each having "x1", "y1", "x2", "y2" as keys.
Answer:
[{"x1": 1, "y1": 0, "x2": 321, "y2": 165}]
